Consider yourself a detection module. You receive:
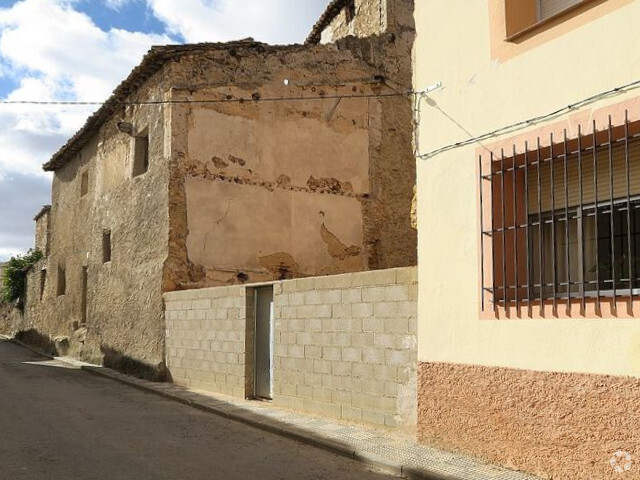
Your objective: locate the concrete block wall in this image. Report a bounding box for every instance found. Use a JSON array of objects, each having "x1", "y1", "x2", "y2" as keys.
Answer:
[
  {"x1": 165, "y1": 286, "x2": 248, "y2": 397},
  {"x1": 273, "y1": 267, "x2": 418, "y2": 427},
  {"x1": 164, "y1": 267, "x2": 418, "y2": 429}
]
